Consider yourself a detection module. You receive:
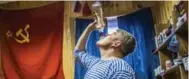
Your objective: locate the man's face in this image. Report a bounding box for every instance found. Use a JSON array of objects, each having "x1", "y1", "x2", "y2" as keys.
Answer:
[{"x1": 96, "y1": 31, "x2": 123, "y2": 48}]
